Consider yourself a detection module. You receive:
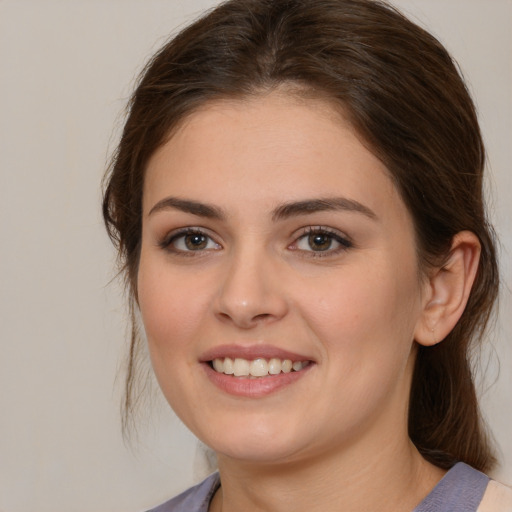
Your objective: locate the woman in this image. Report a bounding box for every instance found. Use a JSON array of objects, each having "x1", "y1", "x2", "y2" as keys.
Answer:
[{"x1": 102, "y1": 0, "x2": 512, "y2": 510}]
